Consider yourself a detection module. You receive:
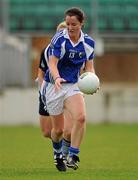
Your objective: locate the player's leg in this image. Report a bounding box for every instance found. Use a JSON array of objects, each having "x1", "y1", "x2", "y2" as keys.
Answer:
[
  {"x1": 62, "y1": 109, "x2": 72, "y2": 159},
  {"x1": 45, "y1": 83, "x2": 67, "y2": 171},
  {"x1": 64, "y1": 93, "x2": 86, "y2": 170},
  {"x1": 50, "y1": 113, "x2": 66, "y2": 171},
  {"x1": 39, "y1": 91, "x2": 52, "y2": 139},
  {"x1": 51, "y1": 113, "x2": 64, "y2": 142},
  {"x1": 65, "y1": 94, "x2": 86, "y2": 147},
  {"x1": 40, "y1": 115, "x2": 52, "y2": 138}
]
